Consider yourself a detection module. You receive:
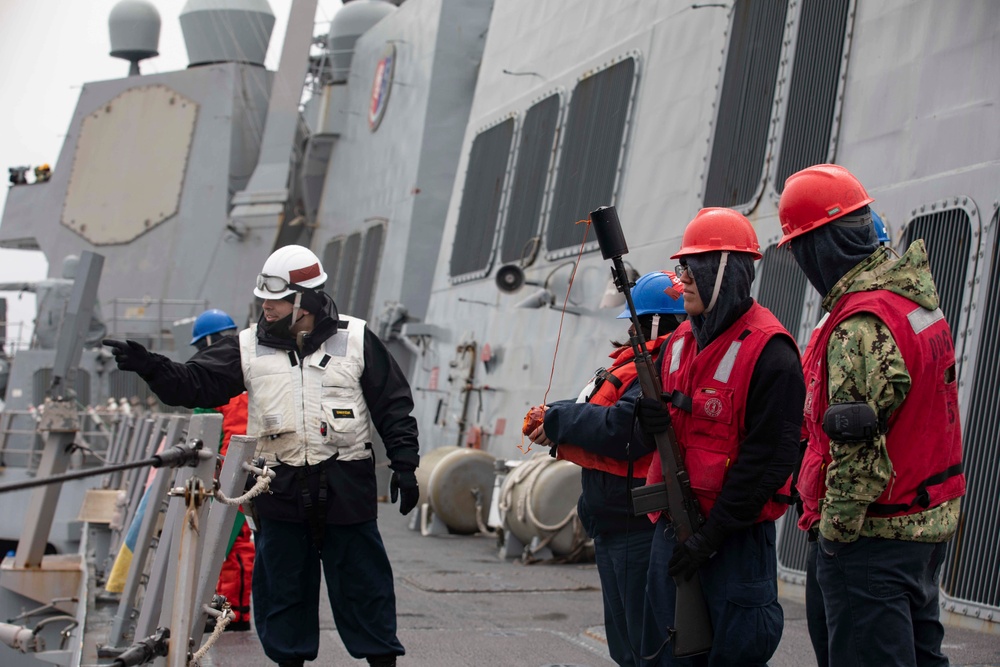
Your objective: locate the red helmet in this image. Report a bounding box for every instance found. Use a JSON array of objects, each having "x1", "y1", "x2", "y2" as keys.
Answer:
[
  {"x1": 671, "y1": 208, "x2": 762, "y2": 260},
  {"x1": 778, "y1": 164, "x2": 874, "y2": 246}
]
